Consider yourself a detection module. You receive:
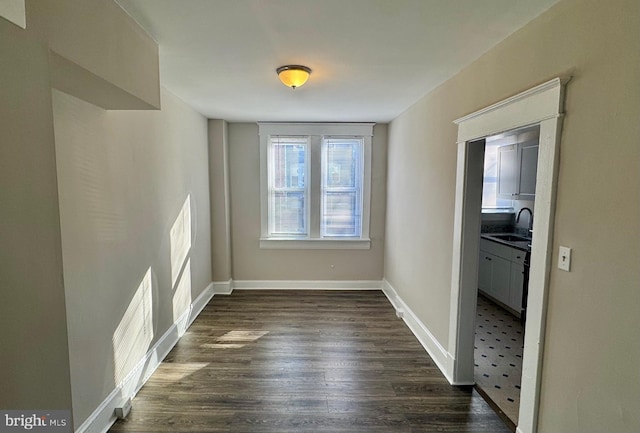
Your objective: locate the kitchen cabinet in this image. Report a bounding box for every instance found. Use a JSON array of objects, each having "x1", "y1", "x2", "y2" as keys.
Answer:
[
  {"x1": 478, "y1": 252, "x2": 492, "y2": 293},
  {"x1": 518, "y1": 141, "x2": 538, "y2": 197},
  {"x1": 479, "y1": 238, "x2": 527, "y2": 313},
  {"x1": 479, "y1": 251, "x2": 511, "y2": 305},
  {"x1": 497, "y1": 139, "x2": 539, "y2": 200},
  {"x1": 509, "y1": 263, "x2": 524, "y2": 311},
  {"x1": 496, "y1": 144, "x2": 518, "y2": 198},
  {"x1": 509, "y1": 248, "x2": 527, "y2": 312}
]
